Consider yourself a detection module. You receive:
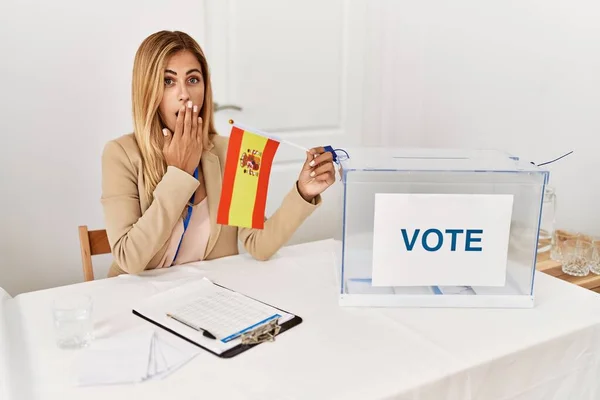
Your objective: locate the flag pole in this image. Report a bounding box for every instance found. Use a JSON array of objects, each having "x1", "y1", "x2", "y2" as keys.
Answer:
[{"x1": 228, "y1": 119, "x2": 310, "y2": 153}]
